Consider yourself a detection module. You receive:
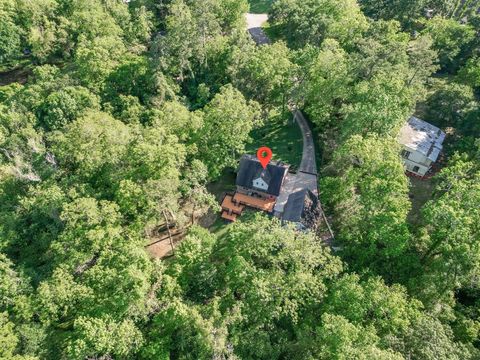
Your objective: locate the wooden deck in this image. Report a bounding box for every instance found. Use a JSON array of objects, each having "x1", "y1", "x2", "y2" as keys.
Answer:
[
  {"x1": 221, "y1": 211, "x2": 238, "y2": 221},
  {"x1": 233, "y1": 192, "x2": 275, "y2": 212},
  {"x1": 221, "y1": 195, "x2": 245, "y2": 215}
]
